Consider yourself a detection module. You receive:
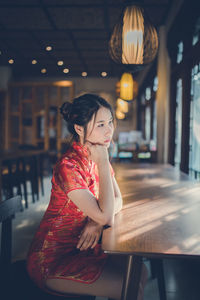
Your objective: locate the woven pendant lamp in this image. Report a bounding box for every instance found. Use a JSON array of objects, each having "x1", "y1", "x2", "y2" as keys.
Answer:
[
  {"x1": 109, "y1": 3, "x2": 158, "y2": 72},
  {"x1": 116, "y1": 108, "x2": 126, "y2": 120},
  {"x1": 116, "y1": 98, "x2": 129, "y2": 113},
  {"x1": 120, "y1": 72, "x2": 138, "y2": 101}
]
